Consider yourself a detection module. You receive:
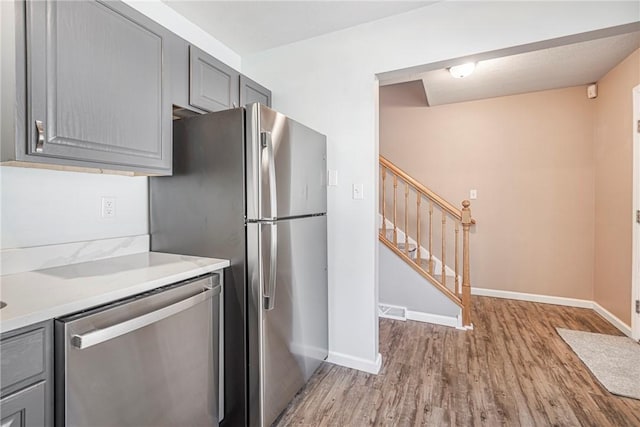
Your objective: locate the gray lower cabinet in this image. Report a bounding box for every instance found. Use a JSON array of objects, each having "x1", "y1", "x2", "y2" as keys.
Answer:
[
  {"x1": 189, "y1": 45, "x2": 240, "y2": 112},
  {"x1": 0, "y1": 321, "x2": 53, "y2": 427},
  {"x1": 3, "y1": 0, "x2": 172, "y2": 175},
  {"x1": 240, "y1": 75, "x2": 272, "y2": 108},
  {"x1": 1, "y1": 382, "x2": 46, "y2": 427}
]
